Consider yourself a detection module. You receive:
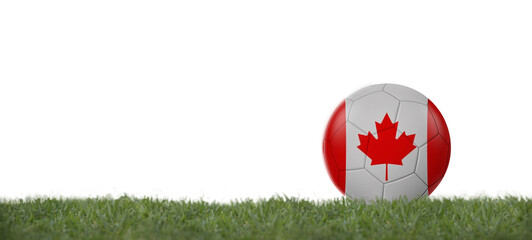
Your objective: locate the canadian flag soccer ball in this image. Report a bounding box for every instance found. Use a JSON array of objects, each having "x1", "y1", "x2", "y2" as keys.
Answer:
[{"x1": 323, "y1": 84, "x2": 450, "y2": 201}]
